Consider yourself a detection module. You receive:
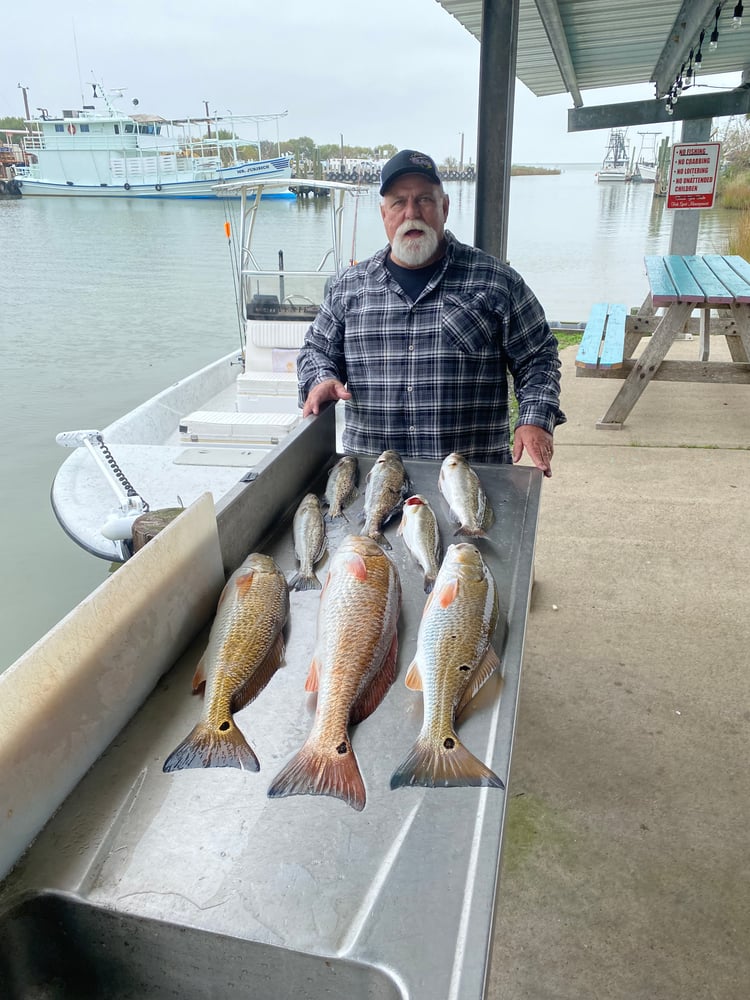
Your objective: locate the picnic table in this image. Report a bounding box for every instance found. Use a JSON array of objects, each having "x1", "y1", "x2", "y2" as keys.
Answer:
[{"x1": 576, "y1": 254, "x2": 750, "y2": 429}]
